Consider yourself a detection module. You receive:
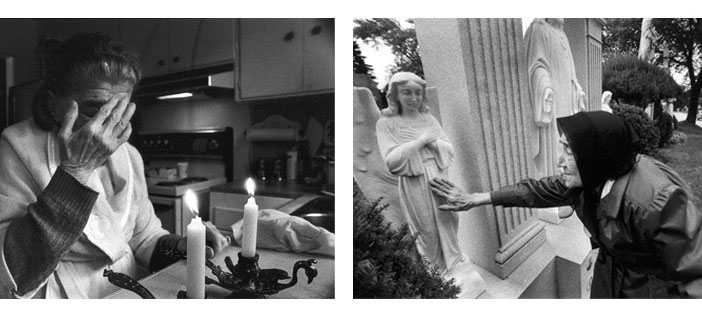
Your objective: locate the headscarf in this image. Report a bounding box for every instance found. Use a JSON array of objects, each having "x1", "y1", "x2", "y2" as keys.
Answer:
[{"x1": 557, "y1": 111, "x2": 640, "y2": 190}]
